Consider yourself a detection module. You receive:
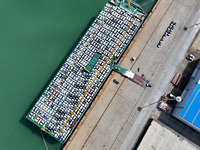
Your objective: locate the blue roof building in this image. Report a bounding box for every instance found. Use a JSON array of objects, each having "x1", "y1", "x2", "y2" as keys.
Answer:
[{"x1": 172, "y1": 60, "x2": 200, "y2": 132}]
